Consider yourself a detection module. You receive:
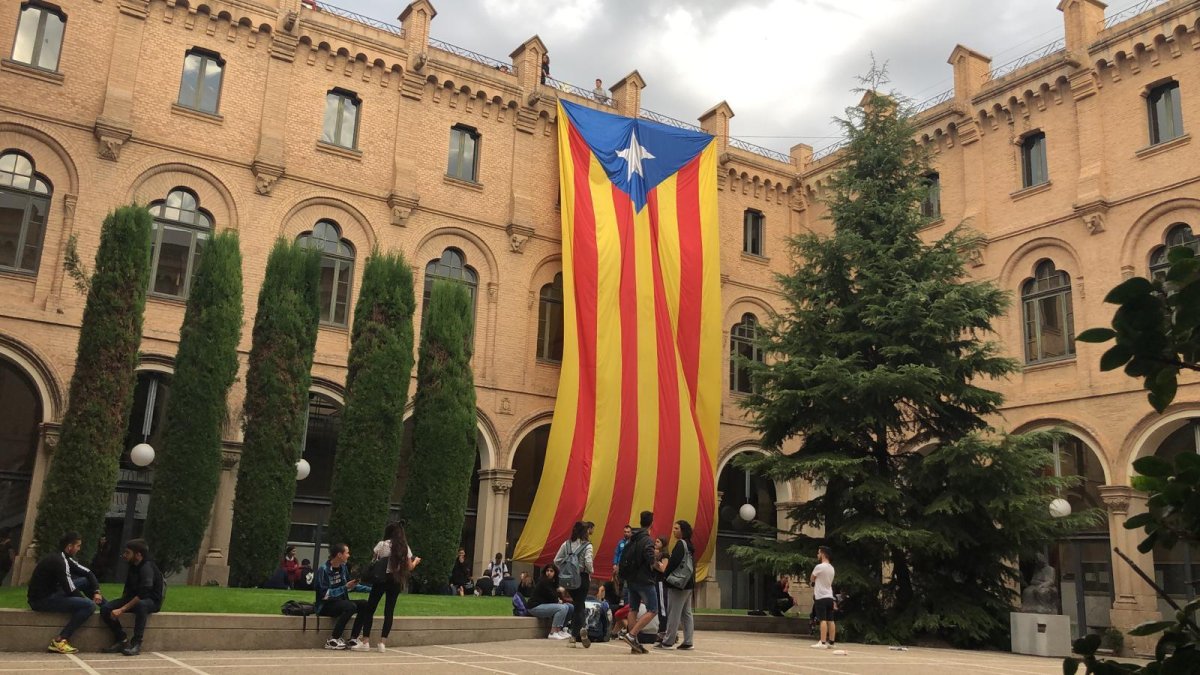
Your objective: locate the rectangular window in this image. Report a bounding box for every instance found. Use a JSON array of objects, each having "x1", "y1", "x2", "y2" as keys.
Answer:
[
  {"x1": 321, "y1": 90, "x2": 360, "y2": 149},
  {"x1": 1021, "y1": 132, "x2": 1048, "y2": 188},
  {"x1": 1149, "y1": 82, "x2": 1184, "y2": 145},
  {"x1": 920, "y1": 173, "x2": 941, "y2": 218},
  {"x1": 178, "y1": 50, "x2": 224, "y2": 115},
  {"x1": 12, "y1": 3, "x2": 65, "y2": 71},
  {"x1": 447, "y1": 126, "x2": 480, "y2": 182},
  {"x1": 743, "y1": 210, "x2": 764, "y2": 256}
]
